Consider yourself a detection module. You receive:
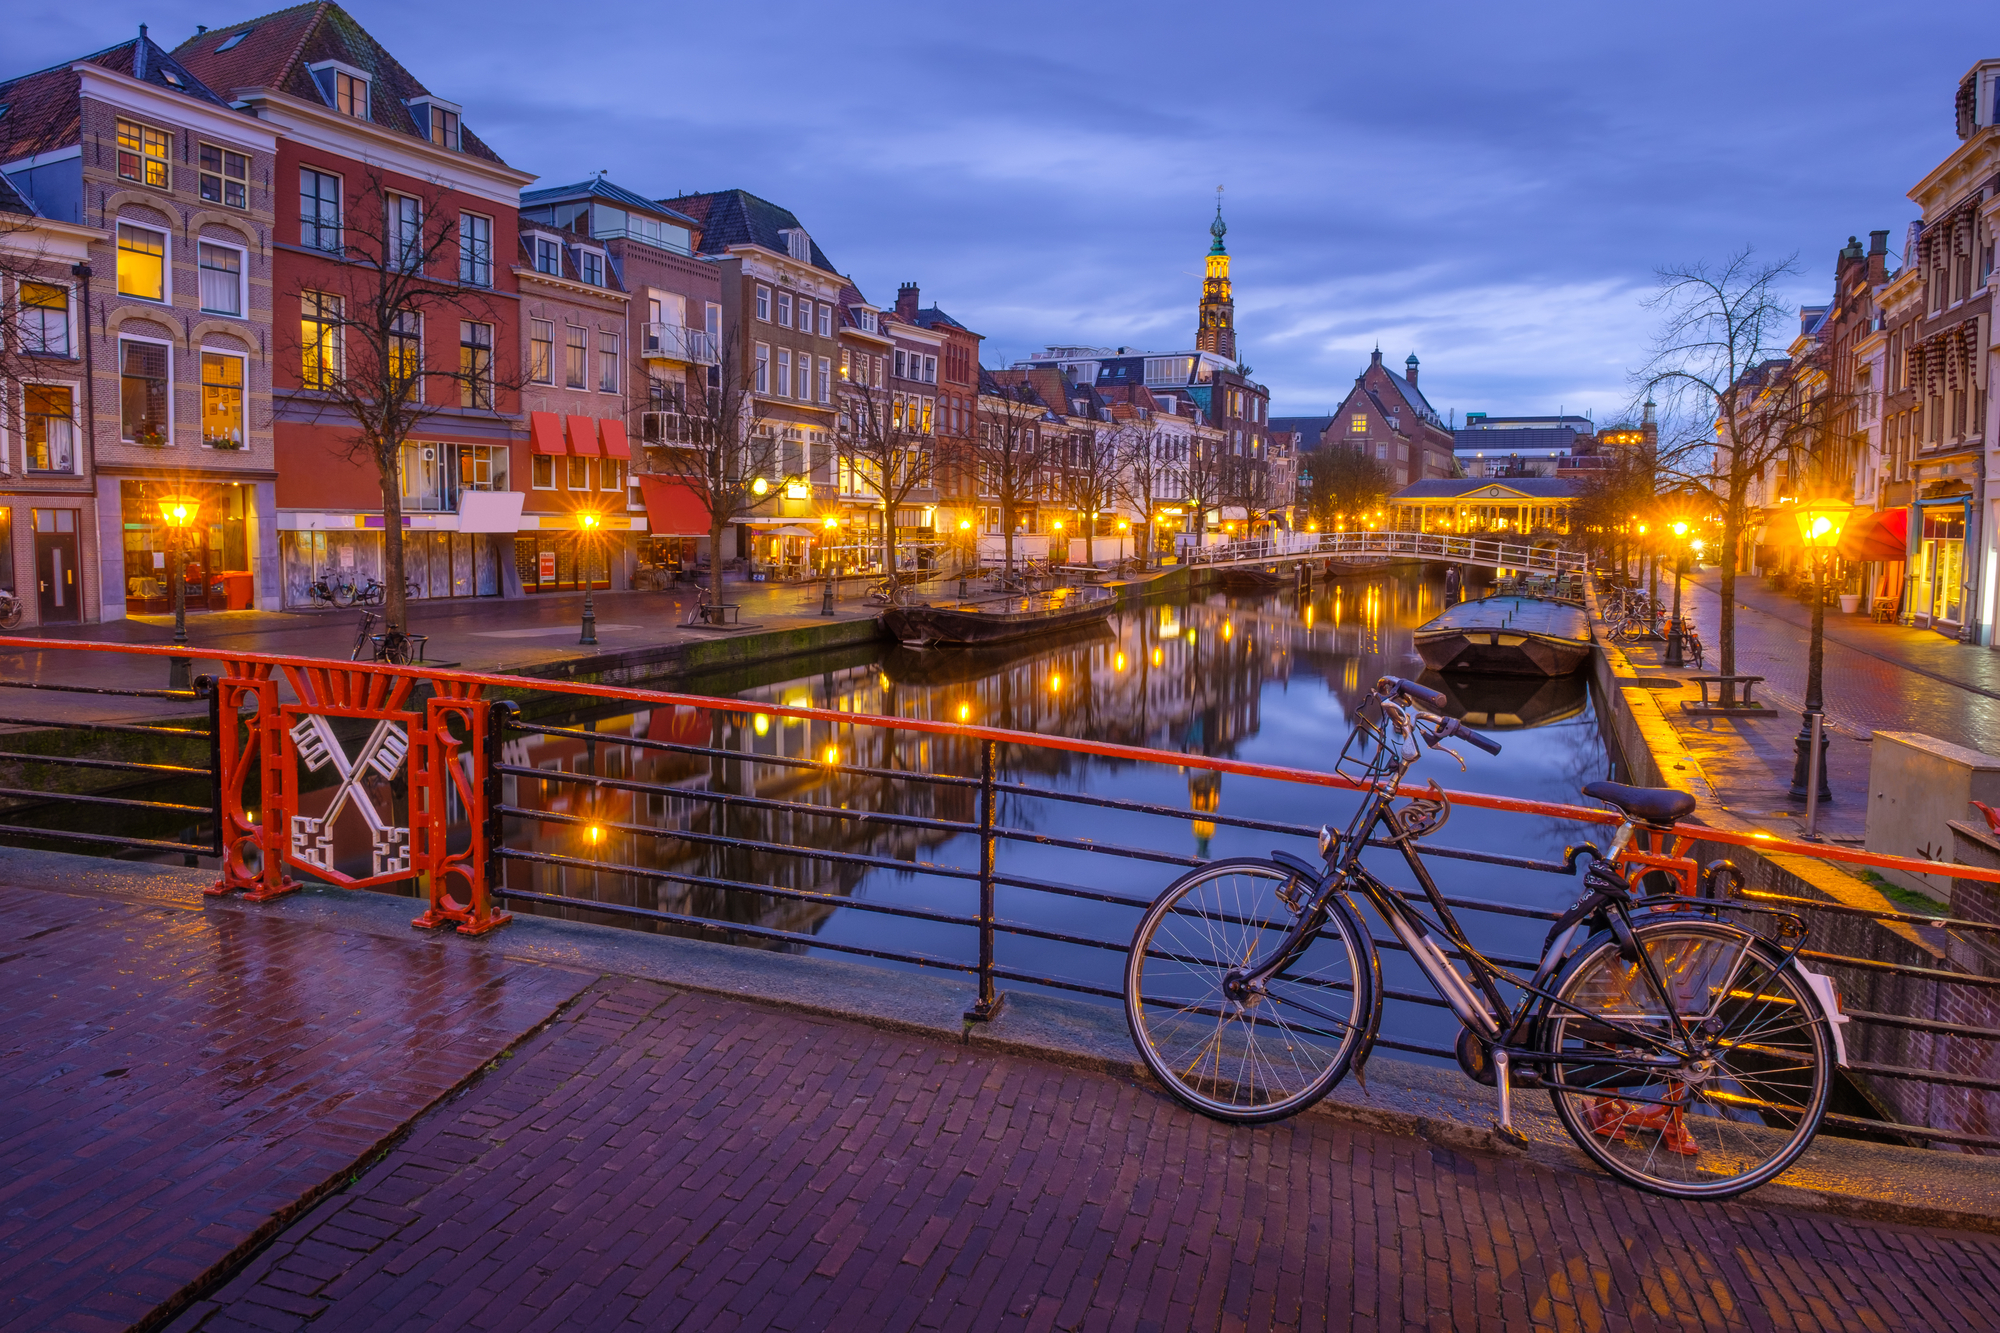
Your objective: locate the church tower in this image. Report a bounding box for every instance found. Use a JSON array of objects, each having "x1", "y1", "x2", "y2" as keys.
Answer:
[{"x1": 1195, "y1": 192, "x2": 1236, "y2": 361}]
